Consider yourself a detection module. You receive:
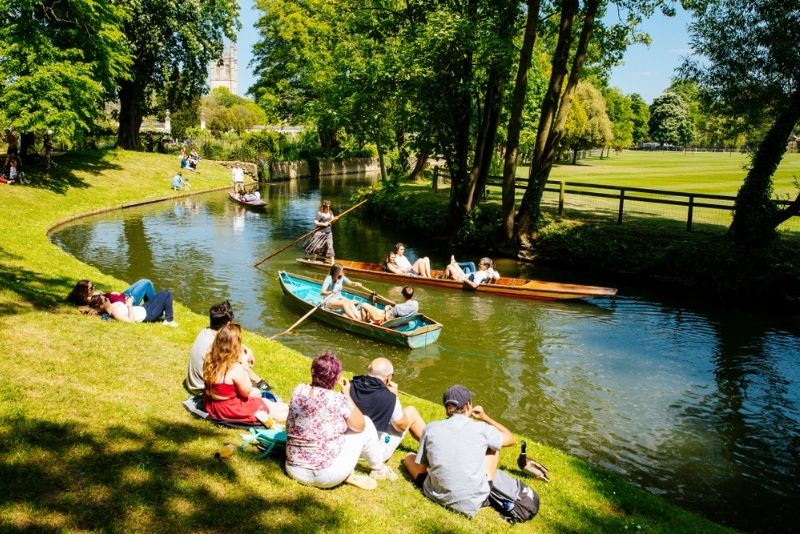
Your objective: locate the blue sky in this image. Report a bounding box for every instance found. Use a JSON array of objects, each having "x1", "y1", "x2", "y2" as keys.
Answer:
[{"x1": 233, "y1": 1, "x2": 692, "y2": 104}]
